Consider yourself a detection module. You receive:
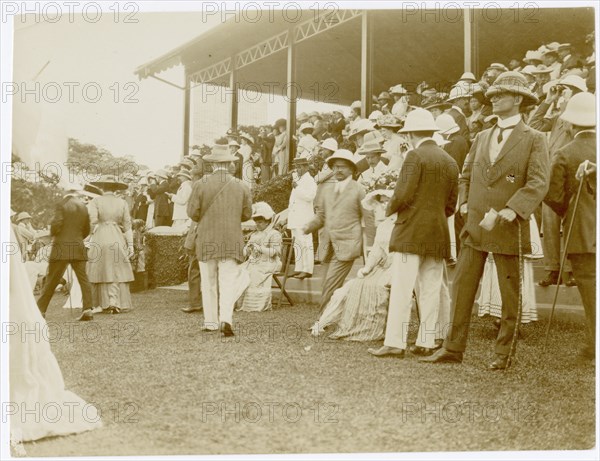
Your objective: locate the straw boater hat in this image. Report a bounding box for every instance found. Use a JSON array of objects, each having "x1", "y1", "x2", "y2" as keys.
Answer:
[
  {"x1": 251, "y1": 202, "x2": 276, "y2": 221},
  {"x1": 435, "y1": 113, "x2": 460, "y2": 135},
  {"x1": 203, "y1": 144, "x2": 238, "y2": 163},
  {"x1": 299, "y1": 122, "x2": 314, "y2": 134},
  {"x1": 319, "y1": 137, "x2": 338, "y2": 152},
  {"x1": 90, "y1": 174, "x2": 128, "y2": 191},
  {"x1": 398, "y1": 108, "x2": 440, "y2": 133},
  {"x1": 326, "y1": 149, "x2": 356, "y2": 170},
  {"x1": 485, "y1": 71, "x2": 539, "y2": 106},
  {"x1": 559, "y1": 92, "x2": 596, "y2": 127}
]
